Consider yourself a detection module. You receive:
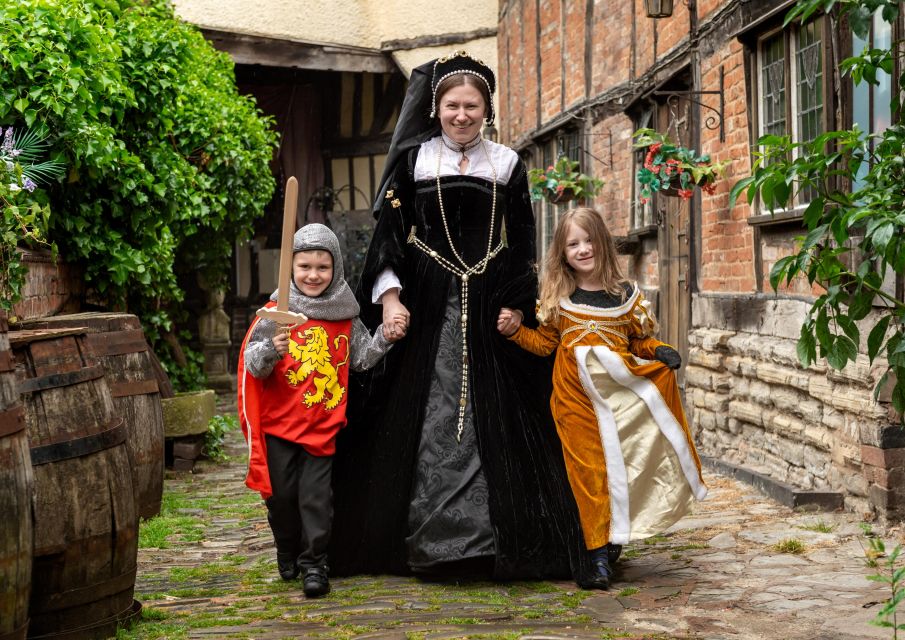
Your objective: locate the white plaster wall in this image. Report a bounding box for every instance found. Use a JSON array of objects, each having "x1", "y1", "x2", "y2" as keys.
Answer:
[
  {"x1": 173, "y1": 0, "x2": 497, "y2": 62},
  {"x1": 391, "y1": 37, "x2": 498, "y2": 78},
  {"x1": 172, "y1": 0, "x2": 375, "y2": 47}
]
